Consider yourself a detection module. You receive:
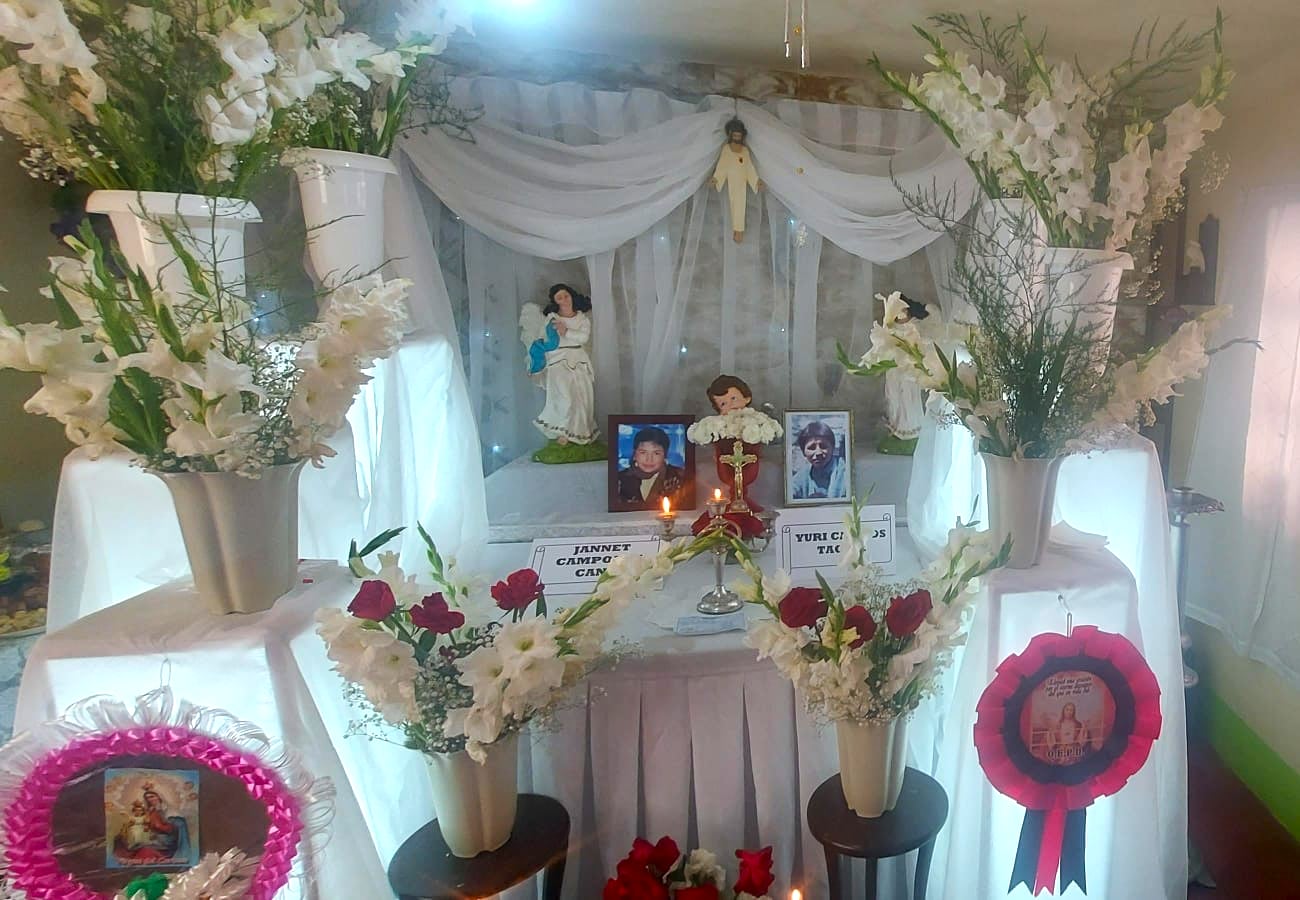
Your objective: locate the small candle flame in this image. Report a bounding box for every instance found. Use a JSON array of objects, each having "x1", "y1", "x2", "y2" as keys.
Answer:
[
  {"x1": 714, "y1": 488, "x2": 723, "y2": 502},
  {"x1": 791, "y1": 891, "x2": 802, "y2": 900},
  {"x1": 661, "y1": 496, "x2": 671, "y2": 514}
]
